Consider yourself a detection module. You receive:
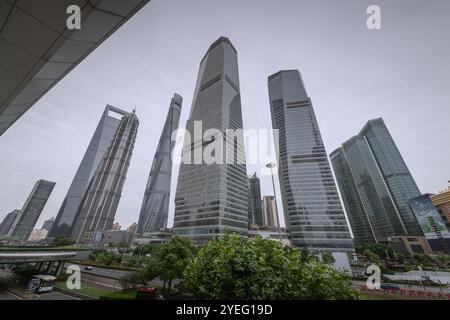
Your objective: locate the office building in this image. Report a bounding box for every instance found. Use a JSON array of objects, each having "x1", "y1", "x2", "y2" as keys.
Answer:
[
  {"x1": 248, "y1": 173, "x2": 263, "y2": 227},
  {"x1": 41, "y1": 217, "x2": 54, "y2": 232},
  {"x1": 28, "y1": 229, "x2": 48, "y2": 242},
  {"x1": 431, "y1": 187, "x2": 450, "y2": 230},
  {"x1": 248, "y1": 227, "x2": 291, "y2": 247},
  {"x1": 102, "y1": 230, "x2": 129, "y2": 246},
  {"x1": 0, "y1": 0, "x2": 151, "y2": 136},
  {"x1": 387, "y1": 236, "x2": 432, "y2": 255},
  {"x1": 137, "y1": 94, "x2": 182, "y2": 234},
  {"x1": 127, "y1": 222, "x2": 137, "y2": 235},
  {"x1": 268, "y1": 70, "x2": 353, "y2": 252},
  {"x1": 112, "y1": 222, "x2": 121, "y2": 231},
  {"x1": 49, "y1": 105, "x2": 131, "y2": 239},
  {"x1": 262, "y1": 196, "x2": 278, "y2": 228},
  {"x1": 330, "y1": 118, "x2": 423, "y2": 244},
  {"x1": 329, "y1": 146, "x2": 375, "y2": 245},
  {"x1": 408, "y1": 194, "x2": 450, "y2": 254},
  {"x1": 70, "y1": 109, "x2": 139, "y2": 243},
  {"x1": 8, "y1": 179, "x2": 55, "y2": 241},
  {"x1": 173, "y1": 37, "x2": 249, "y2": 244},
  {"x1": 0, "y1": 209, "x2": 19, "y2": 236}
]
